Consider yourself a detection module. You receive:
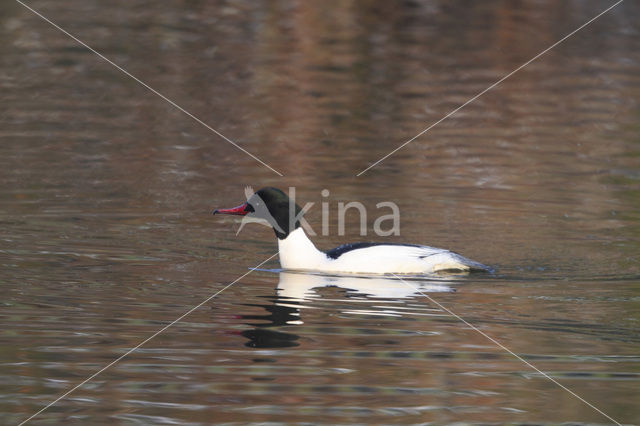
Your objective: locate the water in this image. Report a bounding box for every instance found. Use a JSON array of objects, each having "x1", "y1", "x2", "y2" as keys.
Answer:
[{"x1": 1, "y1": 0, "x2": 640, "y2": 424}]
